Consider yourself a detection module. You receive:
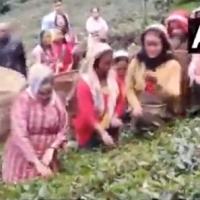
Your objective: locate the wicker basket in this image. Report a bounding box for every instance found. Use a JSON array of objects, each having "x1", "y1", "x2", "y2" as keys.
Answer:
[
  {"x1": 0, "y1": 67, "x2": 26, "y2": 140},
  {"x1": 54, "y1": 70, "x2": 79, "y2": 112}
]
